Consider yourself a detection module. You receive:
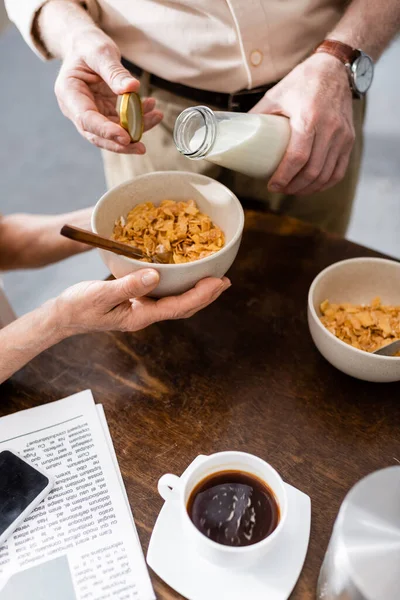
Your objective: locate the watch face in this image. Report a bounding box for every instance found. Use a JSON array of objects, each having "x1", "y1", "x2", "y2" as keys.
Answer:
[{"x1": 353, "y1": 54, "x2": 374, "y2": 94}]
